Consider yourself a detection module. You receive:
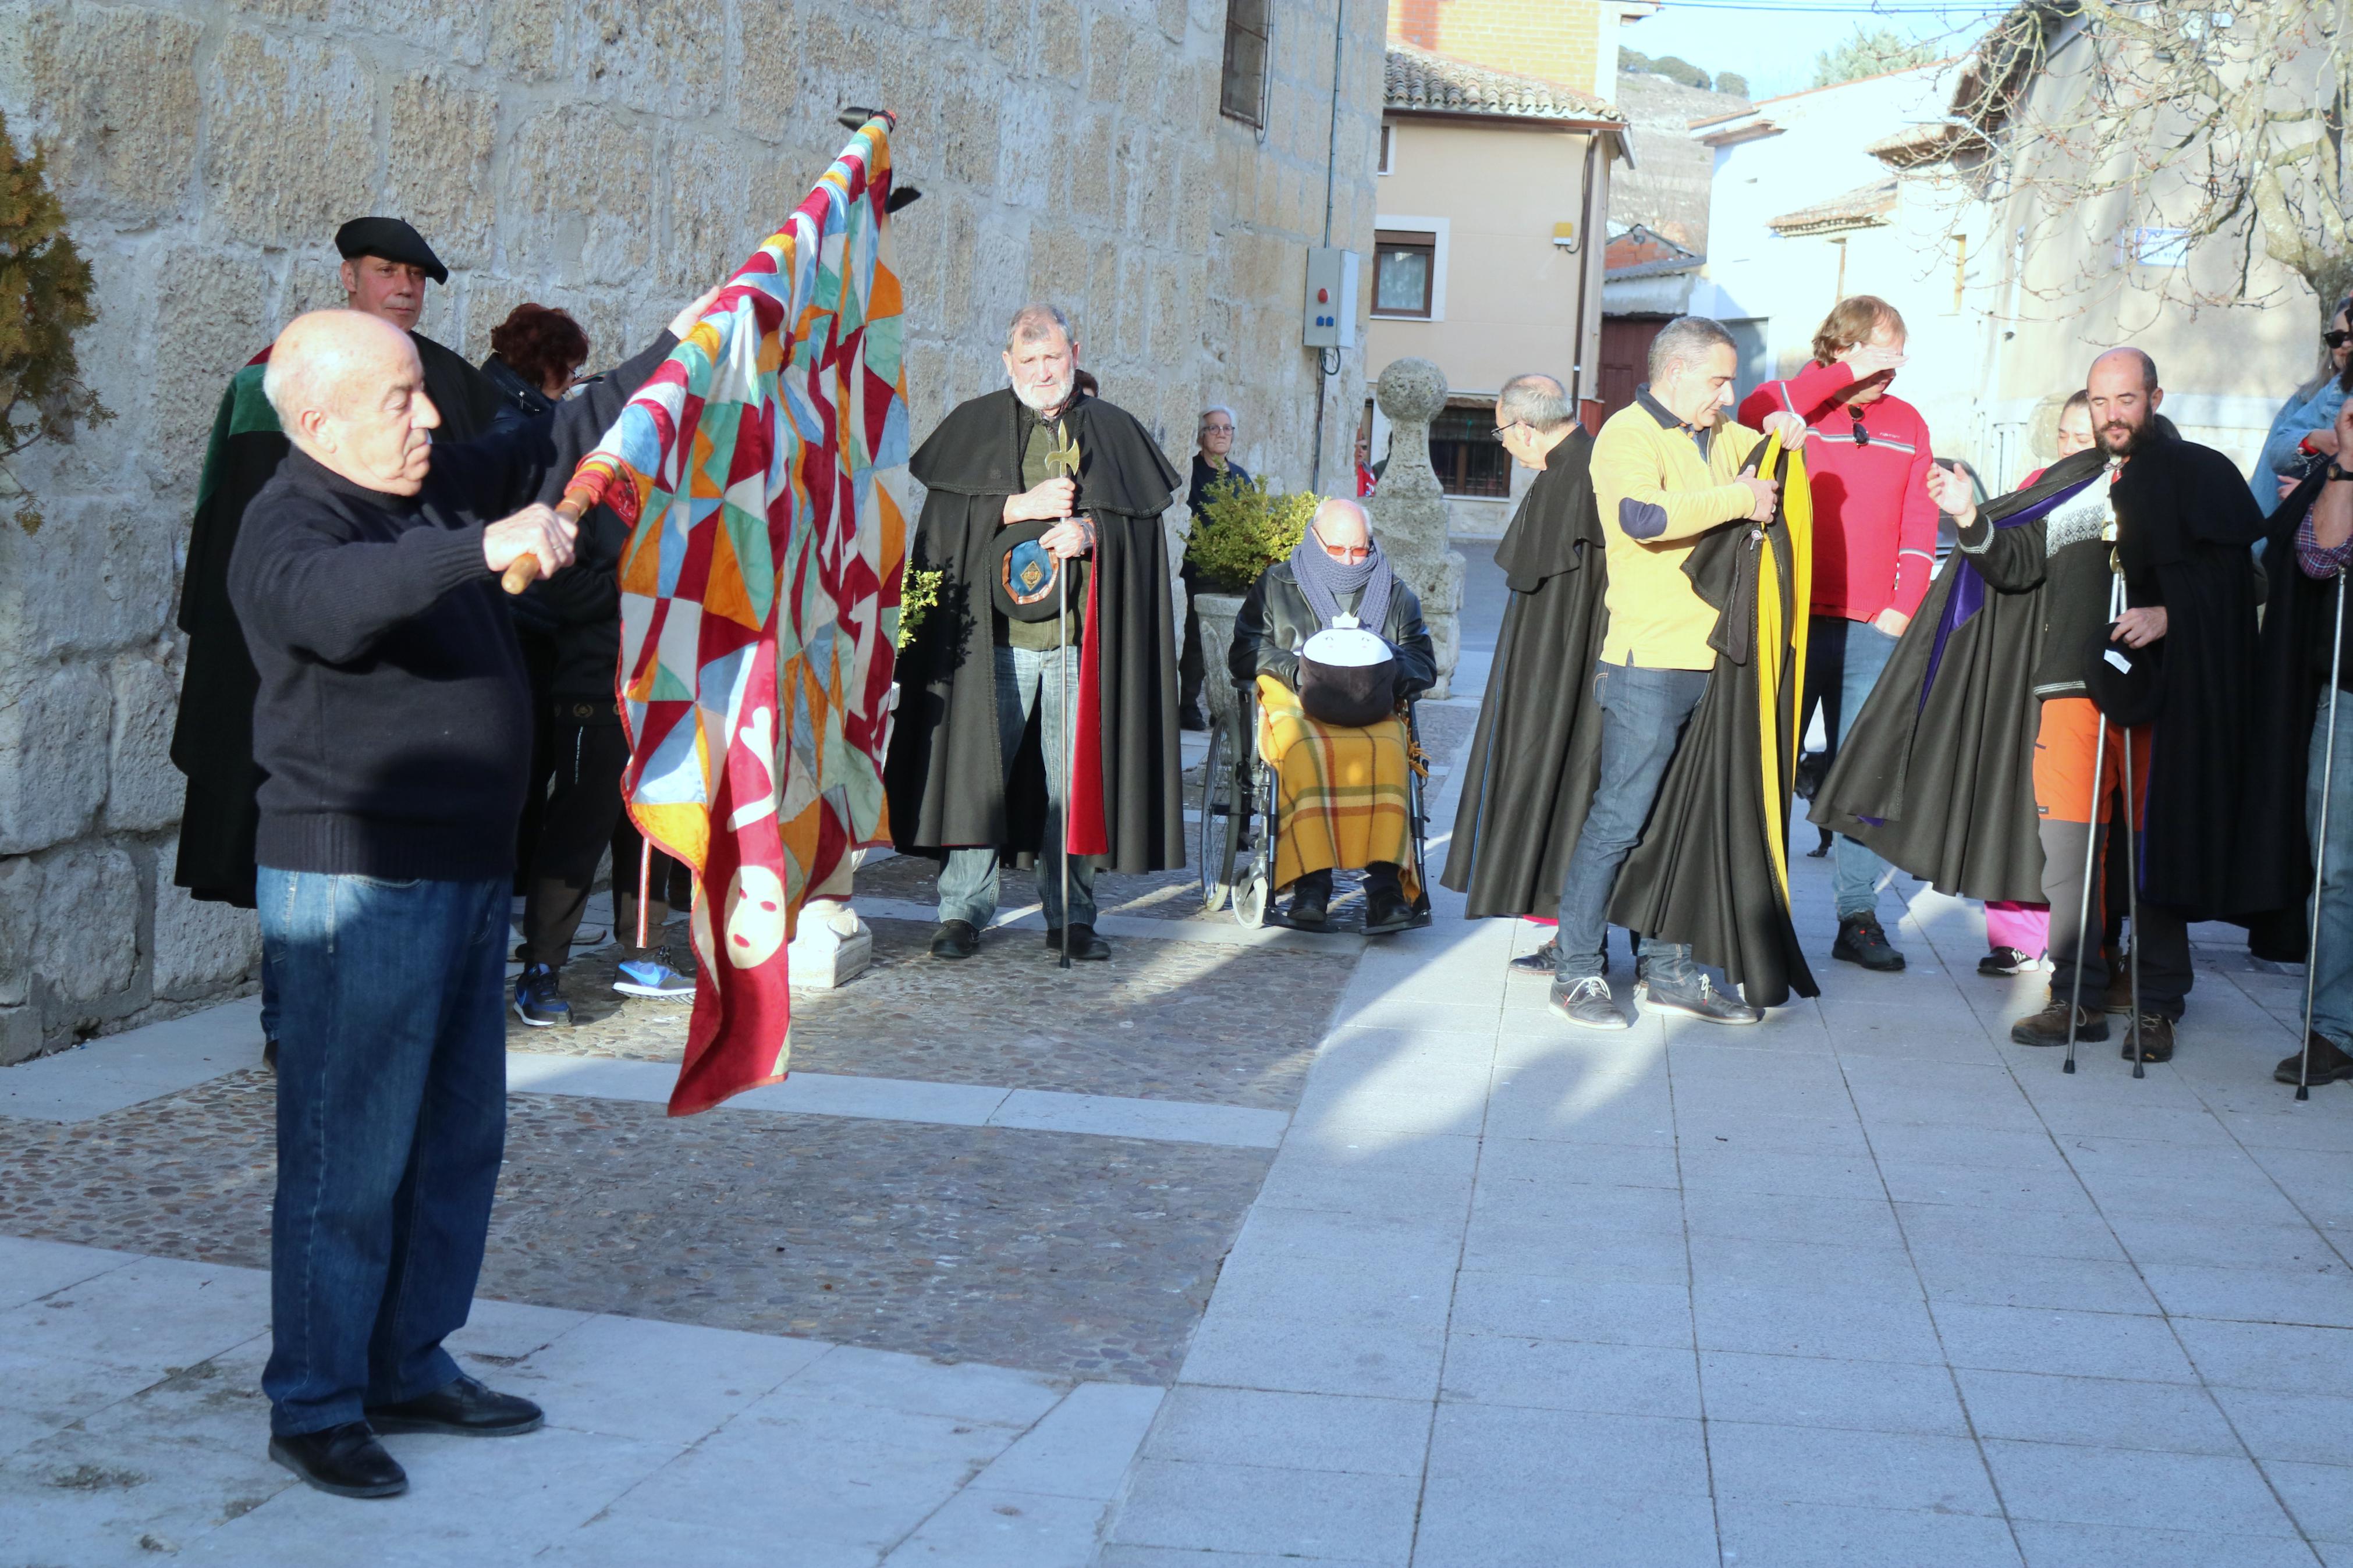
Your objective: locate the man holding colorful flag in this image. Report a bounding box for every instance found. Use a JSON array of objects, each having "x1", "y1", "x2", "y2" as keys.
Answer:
[{"x1": 885, "y1": 303, "x2": 1187, "y2": 962}]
